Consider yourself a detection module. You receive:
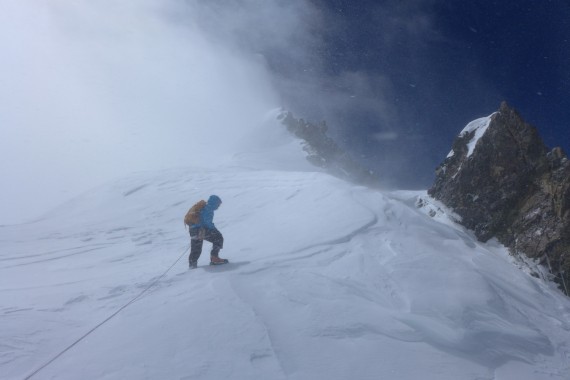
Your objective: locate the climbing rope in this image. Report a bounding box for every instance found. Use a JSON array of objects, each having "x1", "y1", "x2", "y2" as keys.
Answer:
[{"x1": 24, "y1": 245, "x2": 190, "y2": 380}]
